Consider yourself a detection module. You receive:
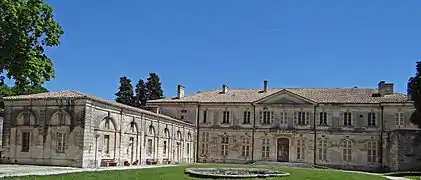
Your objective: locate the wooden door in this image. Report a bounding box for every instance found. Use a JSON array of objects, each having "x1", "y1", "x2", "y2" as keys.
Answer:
[{"x1": 277, "y1": 138, "x2": 289, "y2": 162}]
